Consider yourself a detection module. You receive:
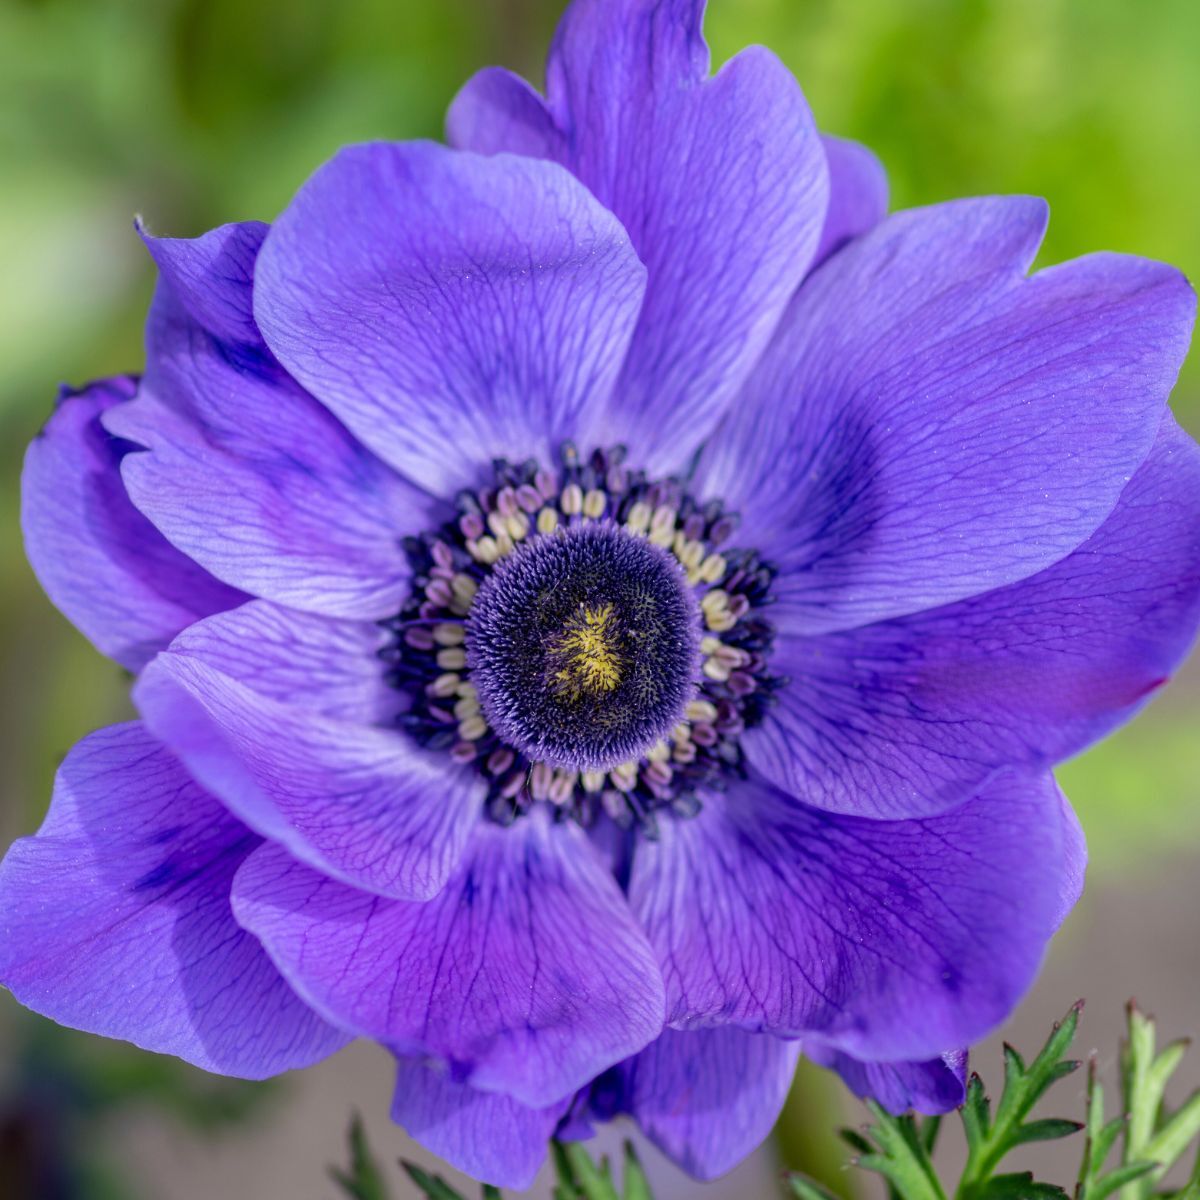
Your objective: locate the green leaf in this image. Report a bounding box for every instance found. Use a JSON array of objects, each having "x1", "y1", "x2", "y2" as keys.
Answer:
[
  {"x1": 839, "y1": 1128, "x2": 875, "y2": 1156},
  {"x1": 1010, "y1": 1119, "x2": 1085, "y2": 1146},
  {"x1": 920, "y1": 1116, "x2": 943, "y2": 1157},
  {"x1": 787, "y1": 1175, "x2": 848, "y2": 1200},
  {"x1": 561, "y1": 1142, "x2": 620, "y2": 1200},
  {"x1": 962, "y1": 1075, "x2": 992, "y2": 1147},
  {"x1": 858, "y1": 1105, "x2": 947, "y2": 1200},
  {"x1": 399, "y1": 1161, "x2": 468, "y2": 1200},
  {"x1": 1115, "y1": 1003, "x2": 1200, "y2": 1200},
  {"x1": 621, "y1": 1142, "x2": 653, "y2": 1200},
  {"x1": 1086, "y1": 1161, "x2": 1157, "y2": 1200},
  {"x1": 1143, "y1": 1091, "x2": 1200, "y2": 1176},
  {"x1": 329, "y1": 1114, "x2": 391, "y2": 1200},
  {"x1": 957, "y1": 1003, "x2": 1083, "y2": 1200},
  {"x1": 973, "y1": 1171, "x2": 1068, "y2": 1199}
]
